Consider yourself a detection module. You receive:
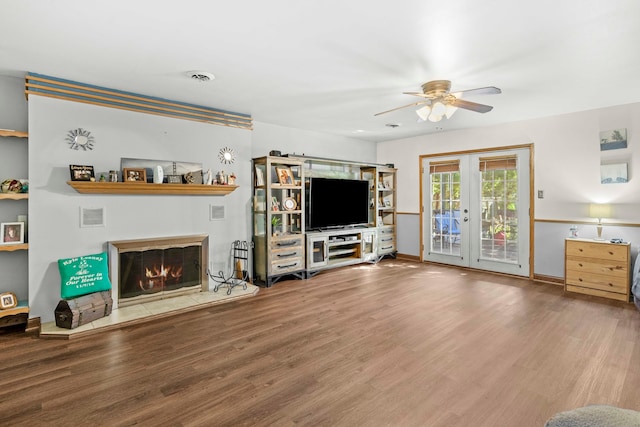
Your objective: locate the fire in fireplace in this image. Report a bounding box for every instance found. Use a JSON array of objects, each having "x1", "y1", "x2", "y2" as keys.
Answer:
[{"x1": 108, "y1": 235, "x2": 209, "y2": 308}]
